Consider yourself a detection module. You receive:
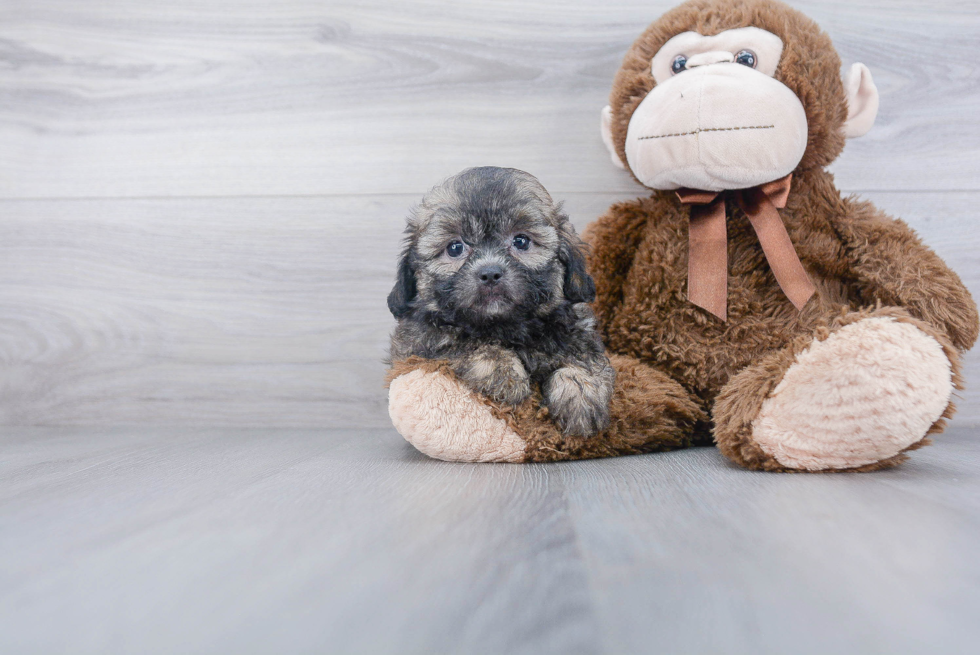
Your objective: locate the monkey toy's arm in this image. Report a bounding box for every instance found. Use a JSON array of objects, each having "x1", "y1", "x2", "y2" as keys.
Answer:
[{"x1": 835, "y1": 197, "x2": 979, "y2": 352}]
